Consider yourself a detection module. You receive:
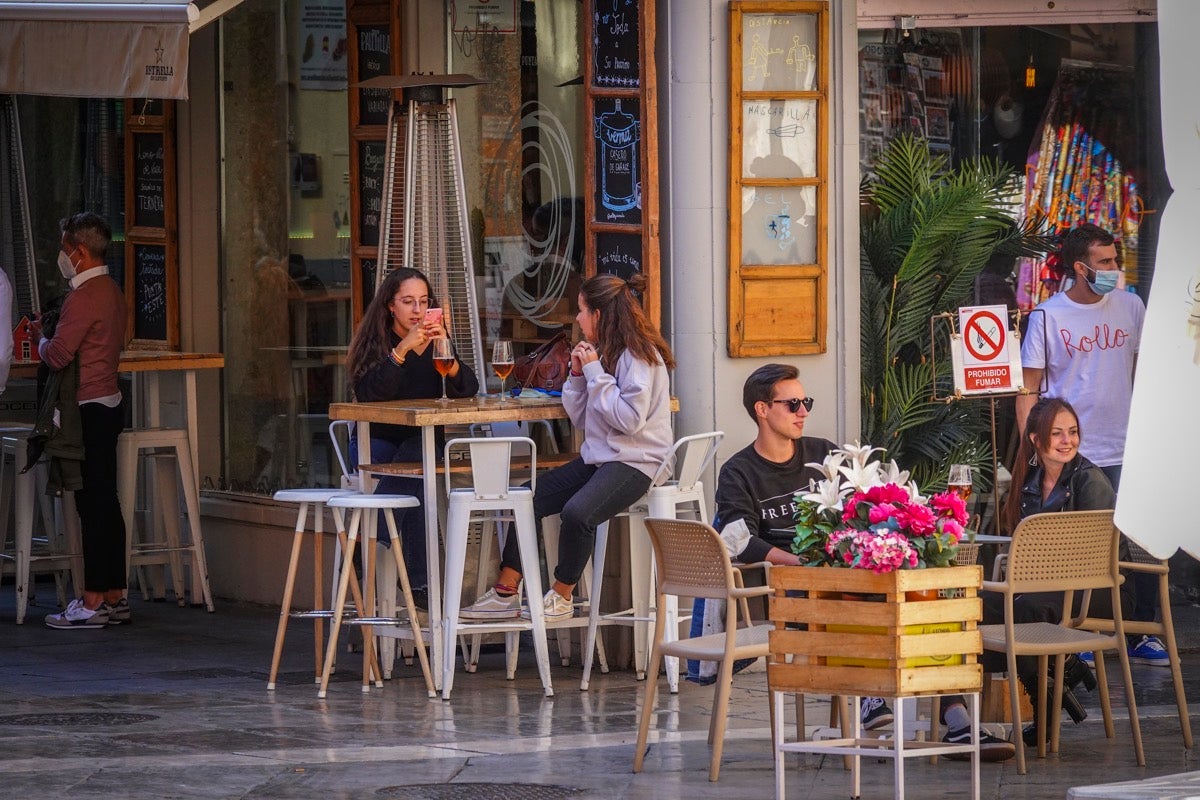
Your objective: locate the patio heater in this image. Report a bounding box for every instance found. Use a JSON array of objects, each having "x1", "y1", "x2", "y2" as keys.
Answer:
[
  {"x1": 0, "y1": 95, "x2": 40, "y2": 325},
  {"x1": 360, "y1": 73, "x2": 486, "y2": 383}
]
